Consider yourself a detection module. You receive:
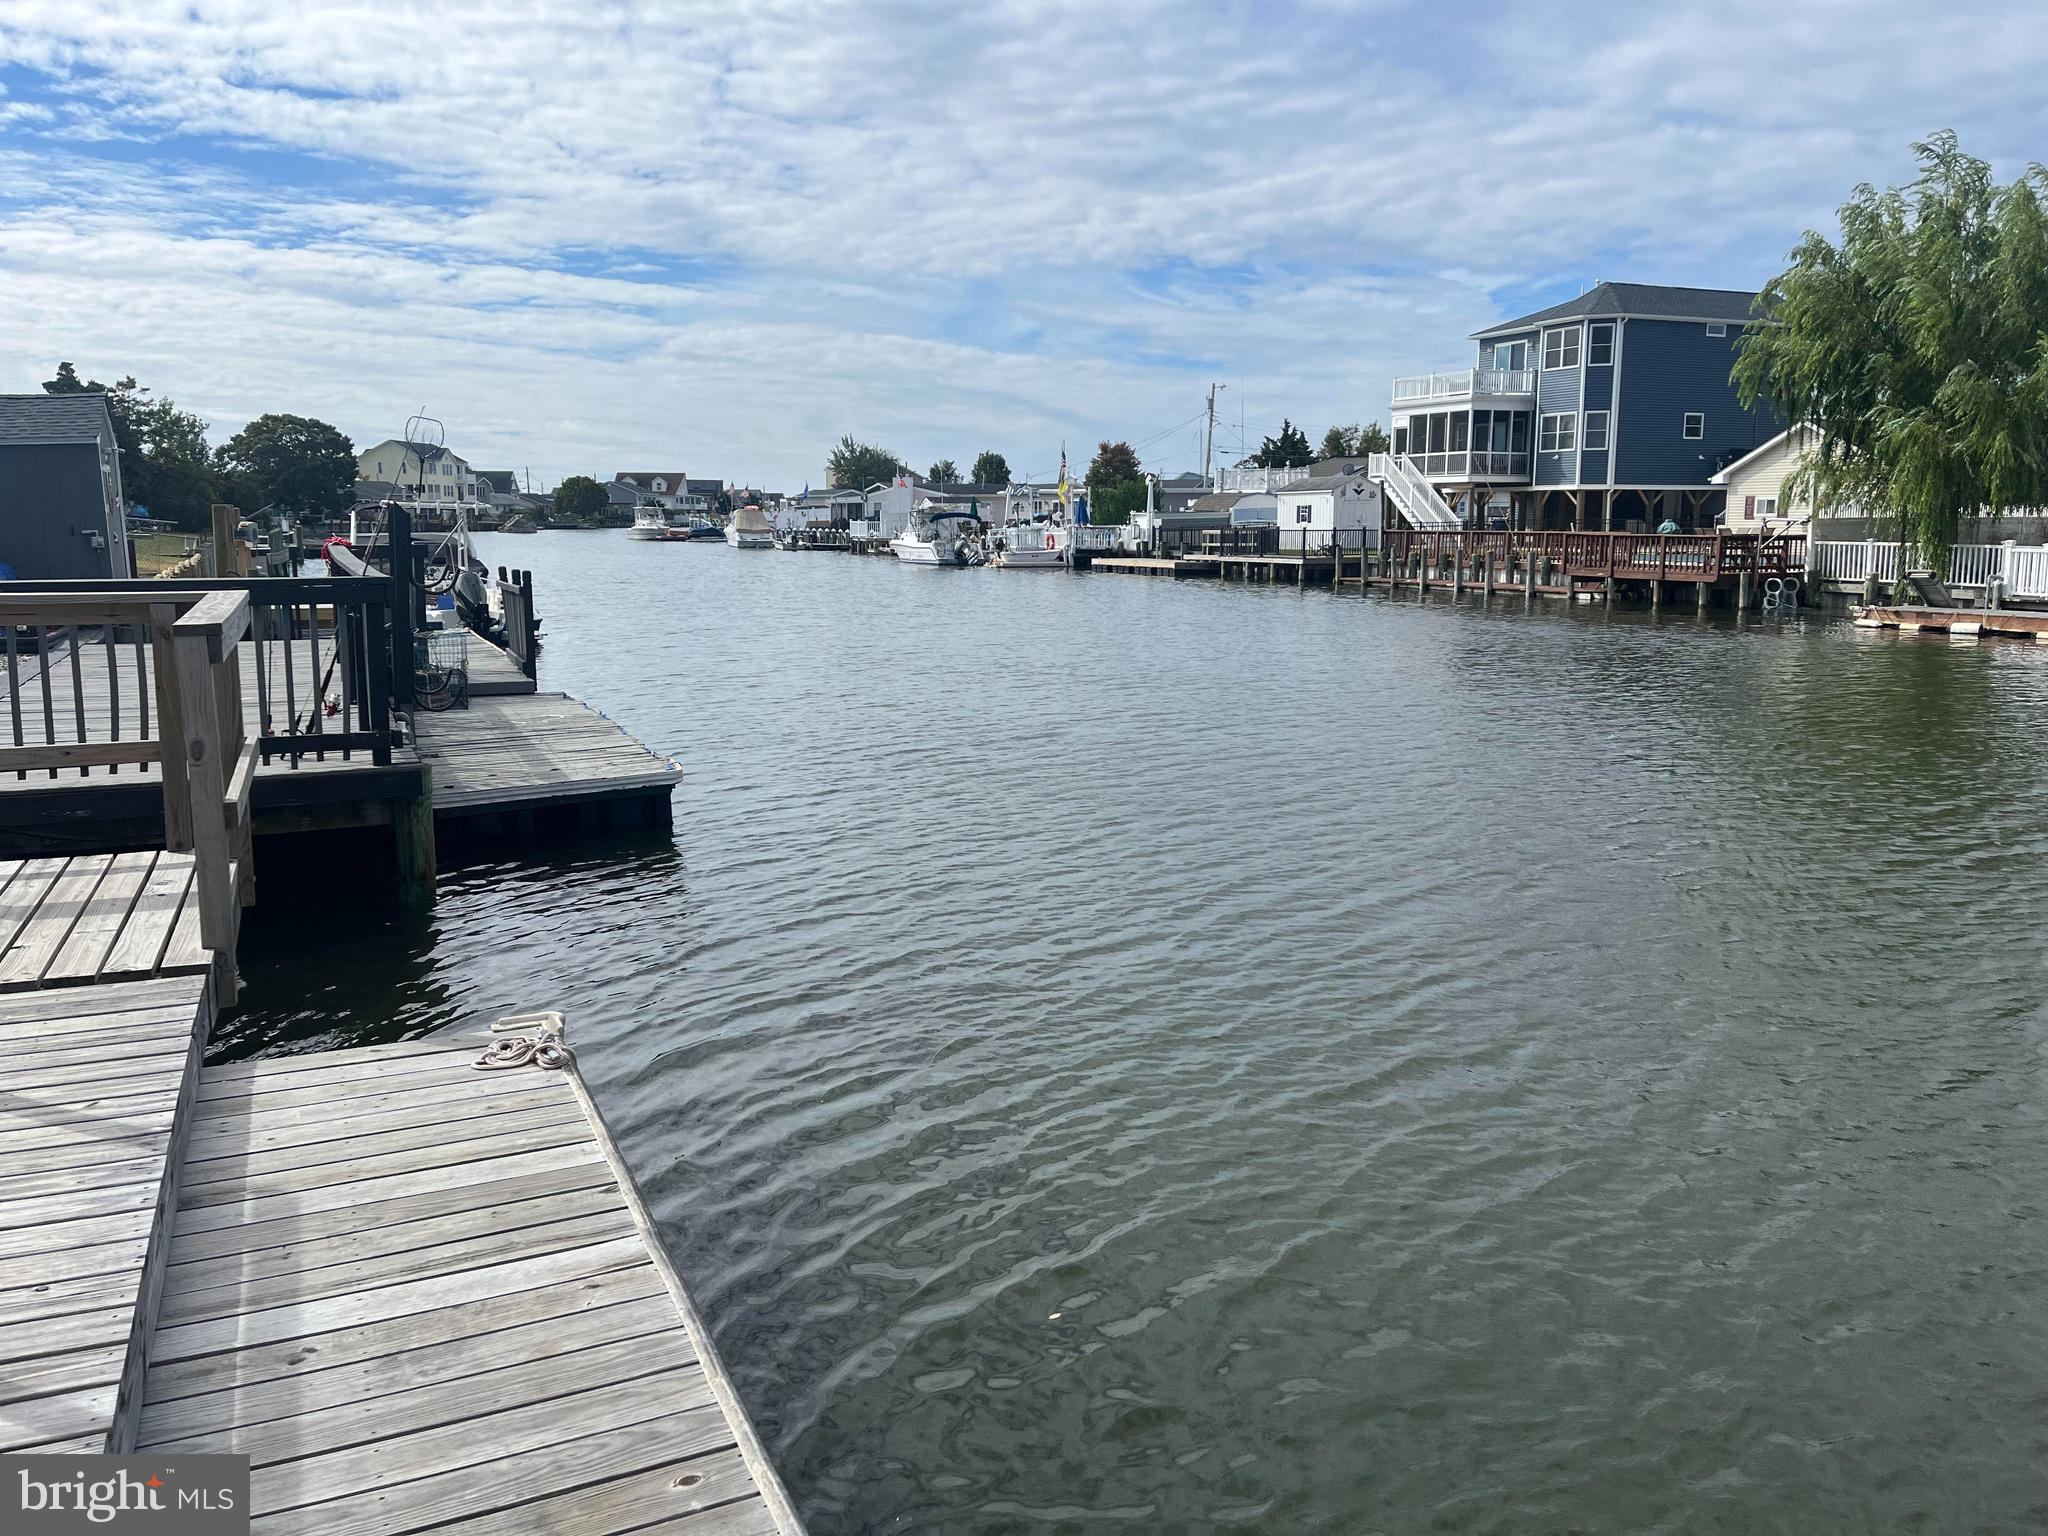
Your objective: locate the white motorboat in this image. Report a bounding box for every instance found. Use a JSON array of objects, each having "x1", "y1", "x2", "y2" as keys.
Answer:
[
  {"x1": 626, "y1": 506, "x2": 669, "y2": 541},
  {"x1": 889, "y1": 504, "x2": 985, "y2": 566},
  {"x1": 990, "y1": 513, "x2": 1066, "y2": 568},
  {"x1": 723, "y1": 503, "x2": 774, "y2": 549}
]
